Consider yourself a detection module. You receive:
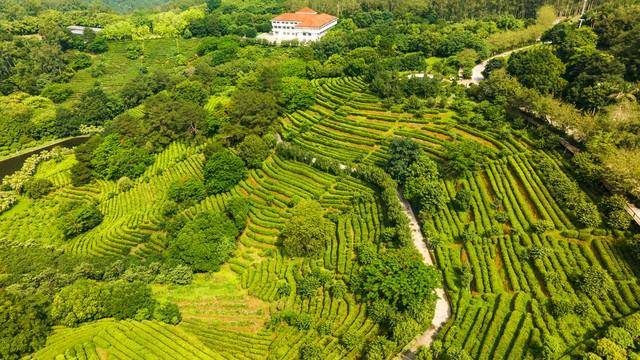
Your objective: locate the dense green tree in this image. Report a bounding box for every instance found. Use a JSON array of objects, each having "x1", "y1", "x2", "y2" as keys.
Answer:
[
  {"x1": 167, "y1": 211, "x2": 238, "y2": 272},
  {"x1": 444, "y1": 140, "x2": 489, "y2": 177},
  {"x1": 352, "y1": 248, "x2": 440, "y2": 314},
  {"x1": 51, "y1": 280, "x2": 108, "y2": 327},
  {"x1": 386, "y1": 137, "x2": 421, "y2": 183},
  {"x1": 0, "y1": 291, "x2": 51, "y2": 359},
  {"x1": 144, "y1": 94, "x2": 207, "y2": 149},
  {"x1": 579, "y1": 266, "x2": 612, "y2": 298},
  {"x1": 153, "y1": 302, "x2": 181, "y2": 325},
  {"x1": 106, "y1": 281, "x2": 155, "y2": 320},
  {"x1": 600, "y1": 195, "x2": 631, "y2": 231},
  {"x1": 91, "y1": 134, "x2": 153, "y2": 180},
  {"x1": 74, "y1": 86, "x2": 123, "y2": 126},
  {"x1": 229, "y1": 90, "x2": 279, "y2": 133},
  {"x1": 237, "y1": 134, "x2": 270, "y2": 168},
  {"x1": 167, "y1": 179, "x2": 206, "y2": 206},
  {"x1": 225, "y1": 197, "x2": 250, "y2": 231},
  {"x1": 203, "y1": 150, "x2": 246, "y2": 194},
  {"x1": 507, "y1": 47, "x2": 566, "y2": 95},
  {"x1": 58, "y1": 202, "x2": 103, "y2": 239},
  {"x1": 281, "y1": 200, "x2": 333, "y2": 257},
  {"x1": 173, "y1": 80, "x2": 209, "y2": 106},
  {"x1": 23, "y1": 178, "x2": 53, "y2": 199},
  {"x1": 278, "y1": 77, "x2": 316, "y2": 112}
]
